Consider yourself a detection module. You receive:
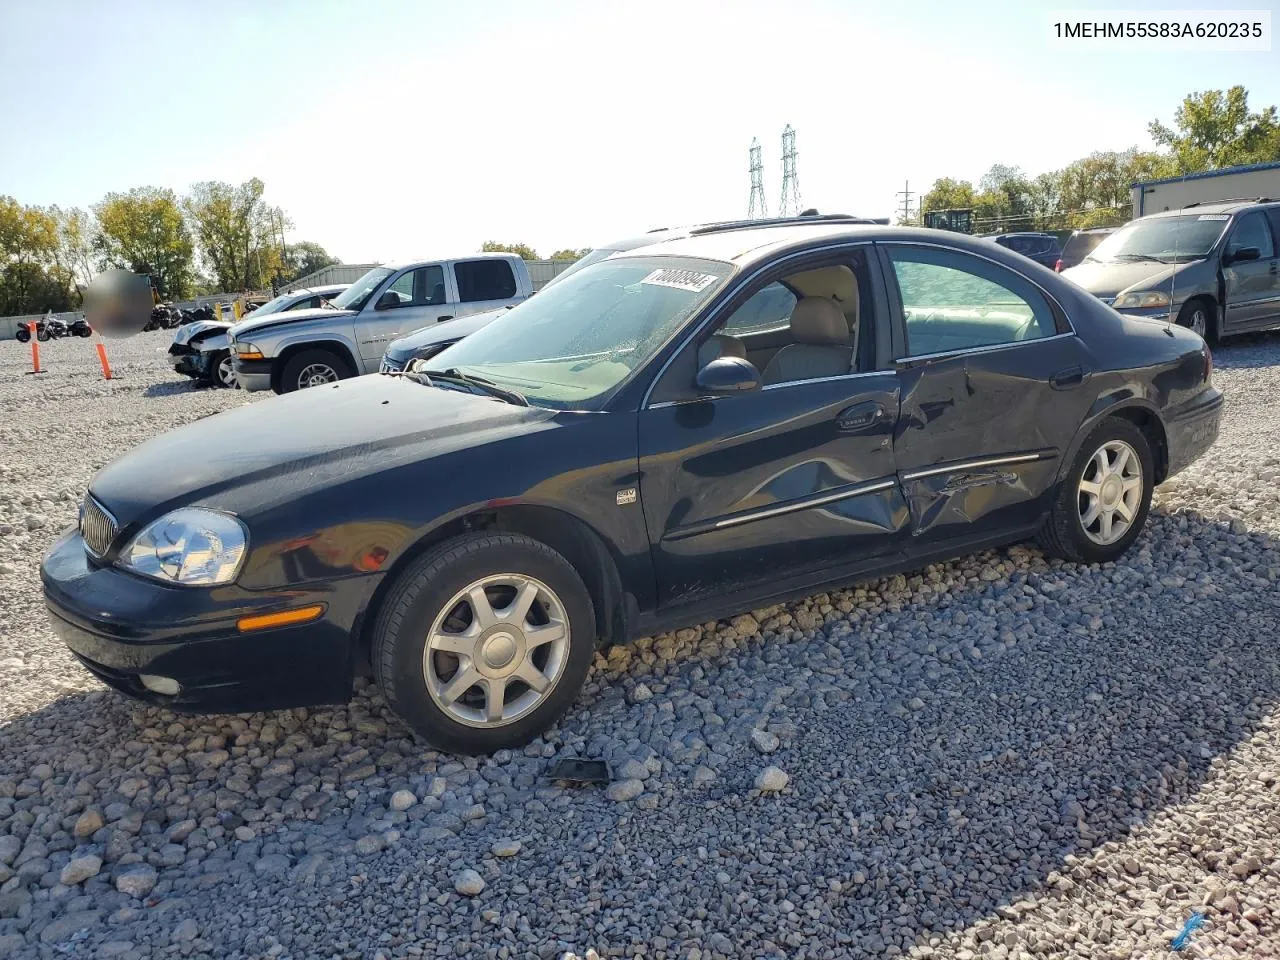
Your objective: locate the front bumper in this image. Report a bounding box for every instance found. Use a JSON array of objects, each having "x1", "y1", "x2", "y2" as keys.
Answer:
[
  {"x1": 233, "y1": 357, "x2": 274, "y2": 393},
  {"x1": 41, "y1": 530, "x2": 362, "y2": 713},
  {"x1": 1114, "y1": 304, "x2": 1175, "y2": 322},
  {"x1": 1165, "y1": 387, "x2": 1224, "y2": 479},
  {"x1": 168, "y1": 348, "x2": 213, "y2": 379}
]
